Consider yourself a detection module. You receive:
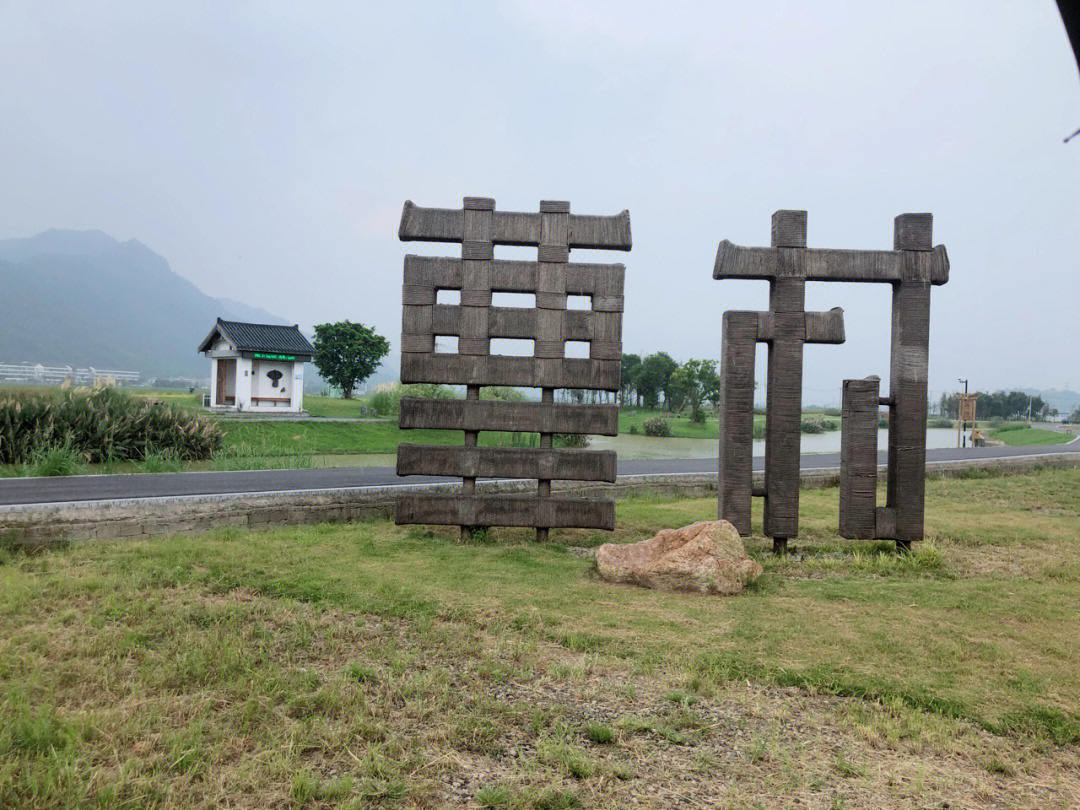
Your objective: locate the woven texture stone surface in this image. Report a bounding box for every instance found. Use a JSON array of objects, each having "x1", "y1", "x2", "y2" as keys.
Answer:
[
  {"x1": 396, "y1": 197, "x2": 630, "y2": 540},
  {"x1": 714, "y1": 211, "x2": 949, "y2": 549}
]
